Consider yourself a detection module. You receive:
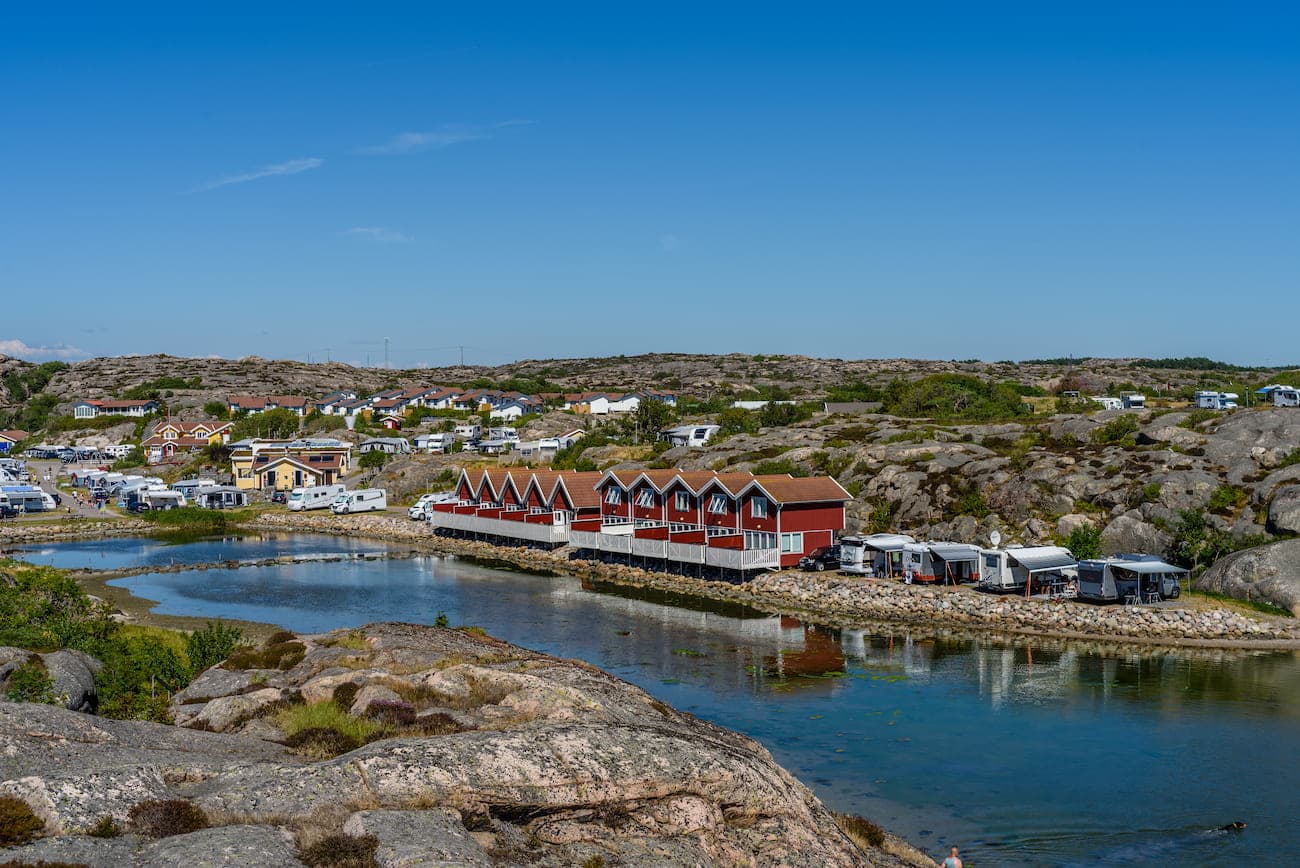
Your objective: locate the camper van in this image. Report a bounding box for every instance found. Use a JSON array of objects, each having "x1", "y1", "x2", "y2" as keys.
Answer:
[
  {"x1": 660, "y1": 425, "x2": 722, "y2": 448},
  {"x1": 331, "y1": 488, "x2": 387, "y2": 514},
  {"x1": 417, "y1": 432, "x2": 457, "y2": 454},
  {"x1": 408, "y1": 491, "x2": 458, "y2": 520},
  {"x1": 288, "y1": 484, "x2": 347, "y2": 511},
  {"x1": 1272, "y1": 387, "x2": 1300, "y2": 408},
  {"x1": 487, "y1": 427, "x2": 519, "y2": 443},
  {"x1": 453, "y1": 422, "x2": 482, "y2": 441},
  {"x1": 1077, "y1": 555, "x2": 1187, "y2": 603},
  {"x1": 138, "y1": 489, "x2": 186, "y2": 511},
  {"x1": 838, "y1": 533, "x2": 915, "y2": 577},
  {"x1": 1194, "y1": 391, "x2": 1239, "y2": 410},
  {"x1": 978, "y1": 545, "x2": 1078, "y2": 594},
  {"x1": 902, "y1": 542, "x2": 982, "y2": 584},
  {"x1": 1120, "y1": 392, "x2": 1146, "y2": 410}
]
